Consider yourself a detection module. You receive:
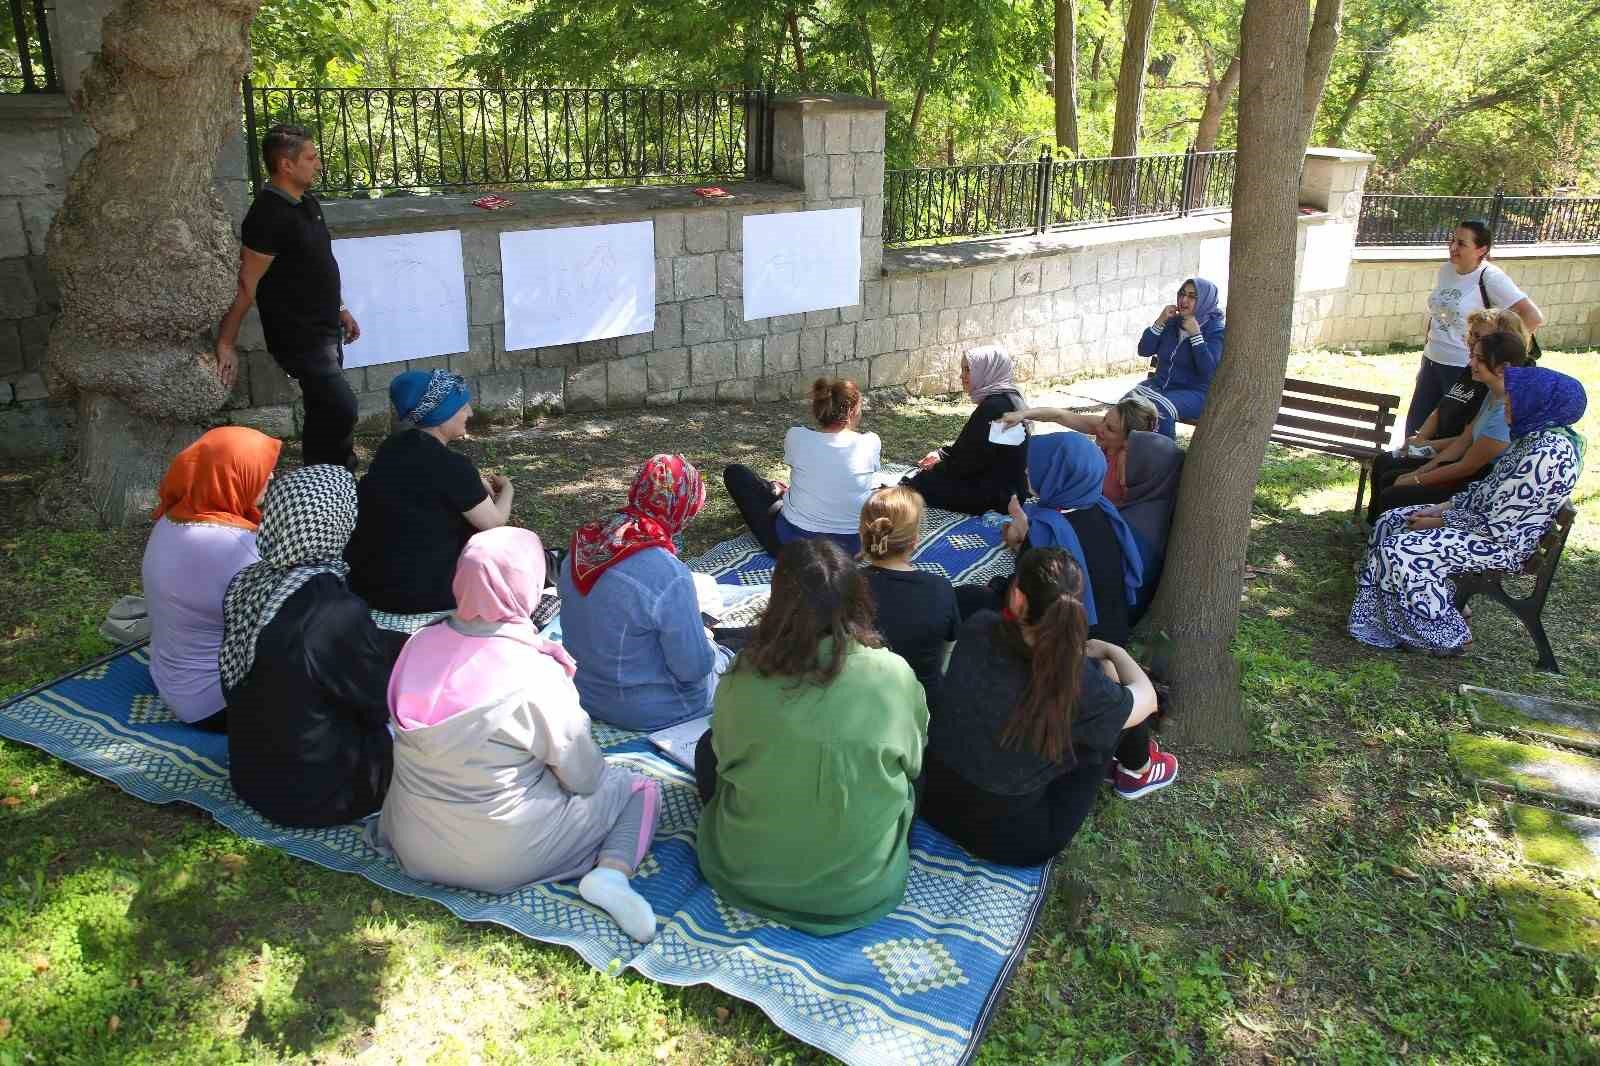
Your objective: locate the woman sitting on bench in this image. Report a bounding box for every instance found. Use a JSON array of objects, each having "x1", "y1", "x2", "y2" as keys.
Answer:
[
  {"x1": 921, "y1": 548, "x2": 1172, "y2": 866},
  {"x1": 1349, "y1": 365, "x2": 1586, "y2": 657},
  {"x1": 1128, "y1": 276, "x2": 1226, "y2": 437},
  {"x1": 1364, "y1": 330, "x2": 1528, "y2": 524},
  {"x1": 695, "y1": 539, "x2": 928, "y2": 935},
  {"x1": 724, "y1": 377, "x2": 880, "y2": 557},
  {"x1": 375, "y1": 527, "x2": 659, "y2": 942},
  {"x1": 999, "y1": 395, "x2": 1159, "y2": 504},
  {"x1": 559, "y1": 454, "x2": 734, "y2": 732},
  {"x1": 902, "y1": 345, "x2": 1029, "y2": 516}
]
